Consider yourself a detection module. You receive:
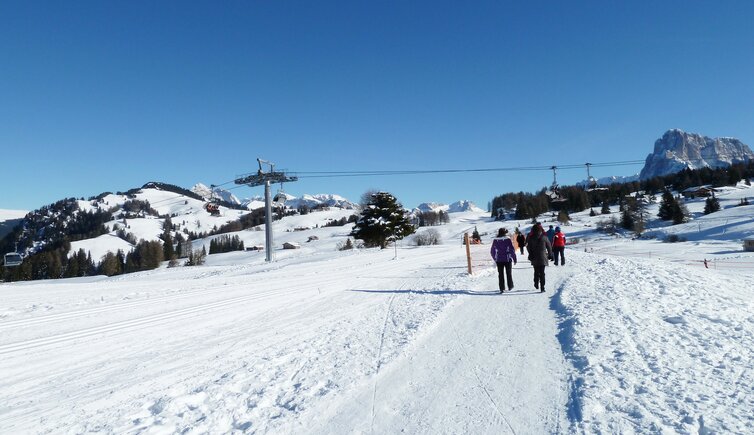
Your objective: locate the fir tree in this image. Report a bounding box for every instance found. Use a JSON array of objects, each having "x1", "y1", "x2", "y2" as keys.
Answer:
[
  {"x1": 350, "y1": 192, "x2": 415, "y2": 249},
  {"x1": 657, "y1": 191, "x2": 676, "y2": 221},
  {"x1": 620, "y1": 206, "x2": 635, "y2": 230},
  {"x1": 557, "y1": 210, "x2": 570, "y2": 225},
  {"x1": 601, "y1": 201, "x2": 611, "y2": 214},
  {"x1": 672, "y1": 201, "x2": 689, "y2": 225},
  {"x1": 703, "y1": 196, "x2": 721, "y2": 215}
]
